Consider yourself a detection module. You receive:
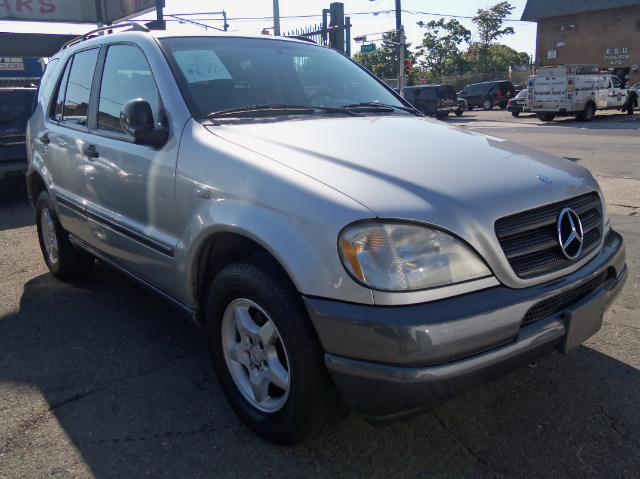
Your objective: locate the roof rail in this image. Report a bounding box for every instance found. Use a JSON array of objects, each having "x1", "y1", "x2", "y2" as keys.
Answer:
[{"x1": 62, "y1": 22, "x2": 150, "y2": 50}]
